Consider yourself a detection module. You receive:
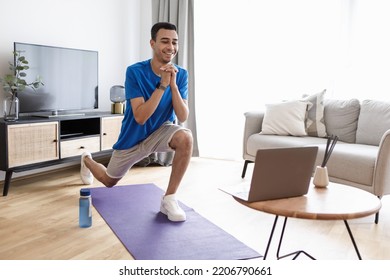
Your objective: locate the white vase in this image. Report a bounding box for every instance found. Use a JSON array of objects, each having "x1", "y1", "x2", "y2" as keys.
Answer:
[
  {"x1": 3, "y1": 95, "x2": 19, "y2": 121},
  {"x1": 313, "y1": 166, "x2": 329, "y2": 188}
]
